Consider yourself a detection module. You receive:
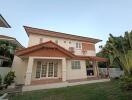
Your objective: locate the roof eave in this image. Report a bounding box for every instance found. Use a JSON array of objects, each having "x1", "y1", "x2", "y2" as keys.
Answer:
[
  {"x1": 0, "y1": 14, "x2": 11, "y2": 28},
  {"x1": 24, "y1": 26, "x2": 102, "y2": 43}
]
